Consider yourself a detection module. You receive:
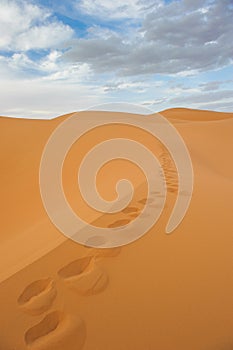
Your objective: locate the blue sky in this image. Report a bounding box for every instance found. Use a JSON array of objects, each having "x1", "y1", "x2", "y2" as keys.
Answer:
[{"x1": 0, "y1": 0, "x2": 232, "y2": 118}]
